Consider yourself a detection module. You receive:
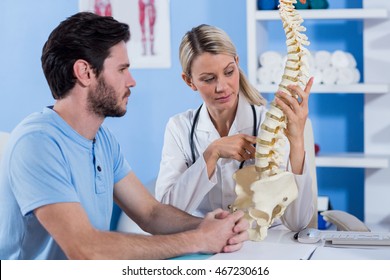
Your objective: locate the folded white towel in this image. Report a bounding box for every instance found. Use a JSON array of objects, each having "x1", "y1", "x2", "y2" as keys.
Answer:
[
  {"x1": 336, "y1": 67, "x2": 356, "y2": 85},
  {"x1": 257, "y1": 67, "x2": 273, "y2": 85},
  {"x1": 346, "y1": 52, "x2": 357, "y2": 68},
  {"x1": 314, "y1": 50, "x2": 332, "y2": 70},
  {"x1": 331, "y1": 50, "x2": 357, "y2": 69},
  {"x1": 272, "y1": 67, "x2": 284, "y2": 85},
  {"x1": 353, "y1": 68, "x2": 361, "y2": 83},
  {"x1": 259, "y1": 51, "x2": 283, "y2": 68},
  {"x1": 311, "y1": 67, "x2": 323, "y2": 85},
  {"x1": 306, "y1": 51, "x2": 315, "y2": 69},
  {"x1": 322, "y1": 66, "x2": 338, "y2": 85},
  {"x1": 334, "y1": 67, "x2": 360, "y2": 85}
]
